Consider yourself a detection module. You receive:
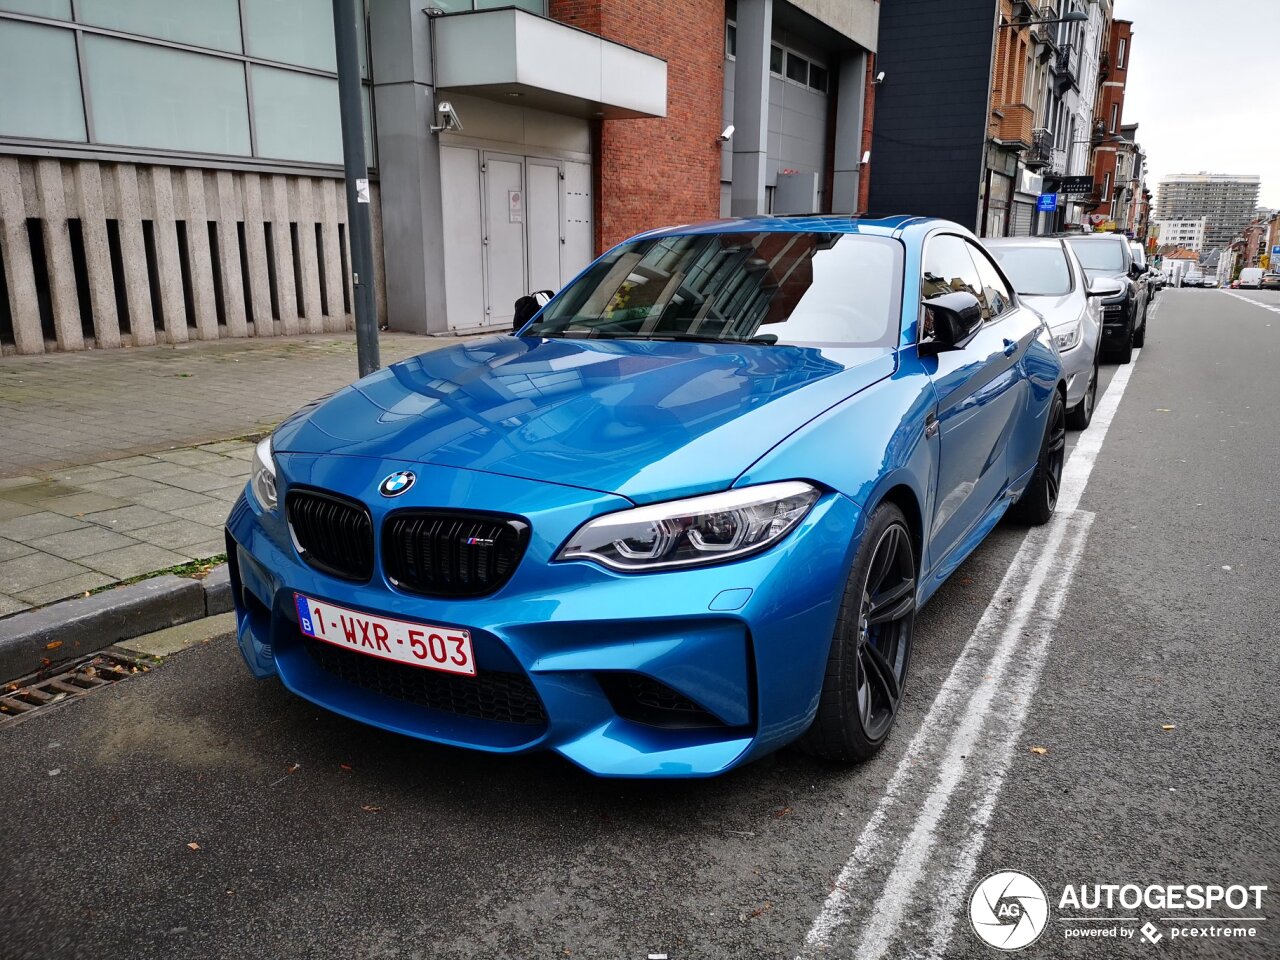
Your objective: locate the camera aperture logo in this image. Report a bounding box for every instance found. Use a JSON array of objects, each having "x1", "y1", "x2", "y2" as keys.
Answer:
[{"x1": 969, "y1": 870, "x2": 1050, "y2": 951}]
